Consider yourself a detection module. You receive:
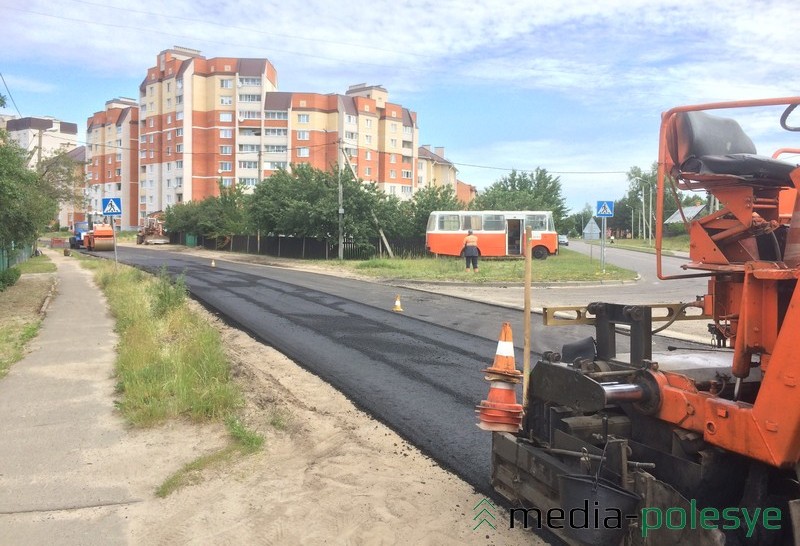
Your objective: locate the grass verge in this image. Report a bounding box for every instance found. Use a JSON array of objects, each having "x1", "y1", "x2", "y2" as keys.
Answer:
[
  {"x1": 330, "y1": 249, "x2": 635, "y2": 282},
  {"x1": 78, "y1": 256, "x2": 271, "y2": 495}
]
